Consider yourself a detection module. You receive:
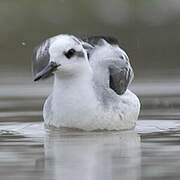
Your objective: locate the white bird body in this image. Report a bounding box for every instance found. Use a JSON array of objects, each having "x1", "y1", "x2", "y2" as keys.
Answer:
[
  {"x1": 43, "y1": 64, "x2": 140, "y2": 131},
  {"x1": 44, "y1": 89, "x2": 140, "y2": 131},
  {"x1": 33, "y1": 35, "x2": 140, "y2": 131}
]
